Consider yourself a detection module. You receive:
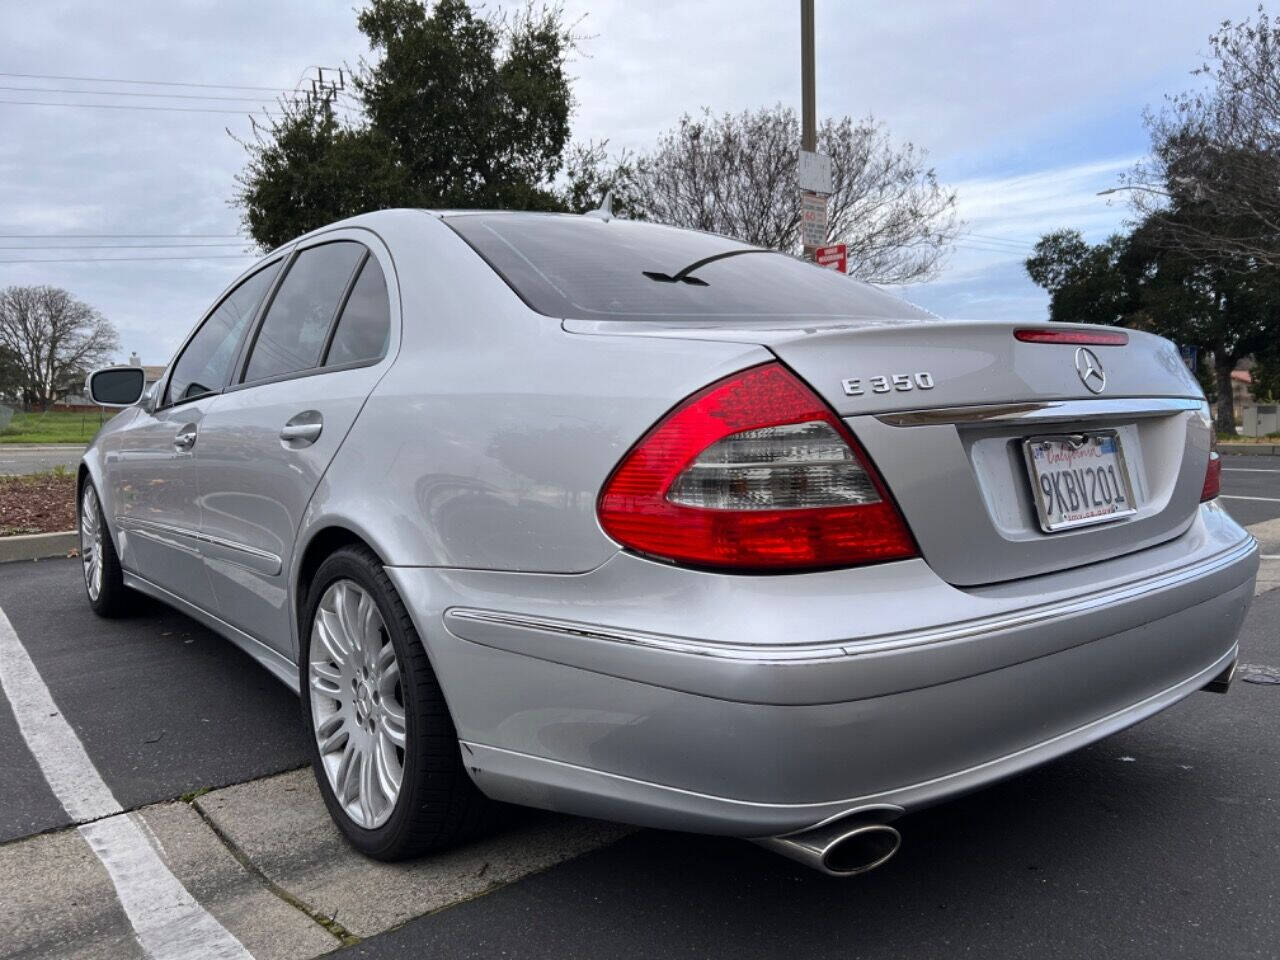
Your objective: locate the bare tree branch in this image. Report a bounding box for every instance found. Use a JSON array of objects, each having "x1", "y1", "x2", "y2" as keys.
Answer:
[
  {"x1": 578, "y1": 105, "x2": 960, "y2": 285},
  {"x1": 1124, "y1": 6, "x2": 1280, "y2": 269}
]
